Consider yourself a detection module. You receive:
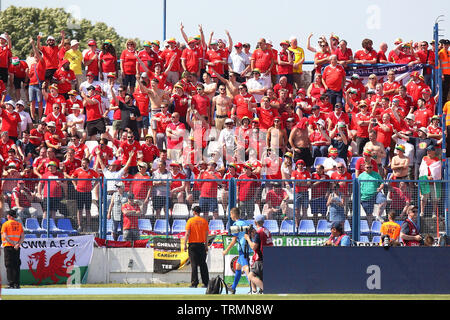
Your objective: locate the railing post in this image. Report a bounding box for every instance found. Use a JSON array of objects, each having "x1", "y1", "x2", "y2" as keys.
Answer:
[
  {"x1": 46, "y1": 179, "x2": 50, "y2": 238},
  {"x1": 292, "y1": 181, "x2": 297, "y2": 234},
  {"x1": 165, "y1": 178, "x2": 170, "y2": 238},
  {"x1": 101, "y1": 177, "x2": 108, "y2": 239},
  {"x1": 351, "y1": 177, "x2": 360, "y2": 242},
  {"x1": 227, "y1": 178, "x2": 236, "y2": 233}
]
